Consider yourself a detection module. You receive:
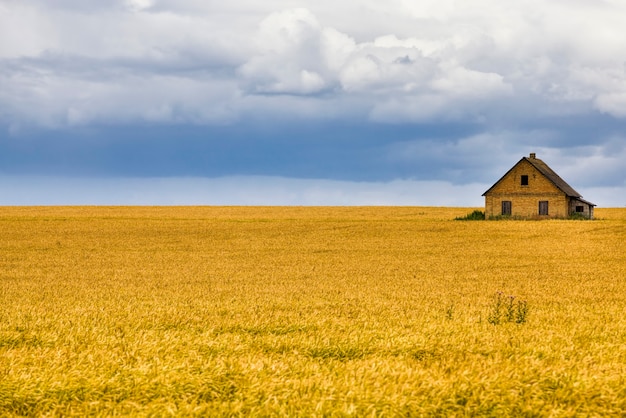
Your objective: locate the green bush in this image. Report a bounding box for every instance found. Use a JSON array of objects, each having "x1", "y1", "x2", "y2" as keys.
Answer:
[
  {"x1": 455, "y1": 210, "x2": 485, "y2": 221},
  {"x1": 568, "y1": 212, "x2": 591, "y2": 220}
]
